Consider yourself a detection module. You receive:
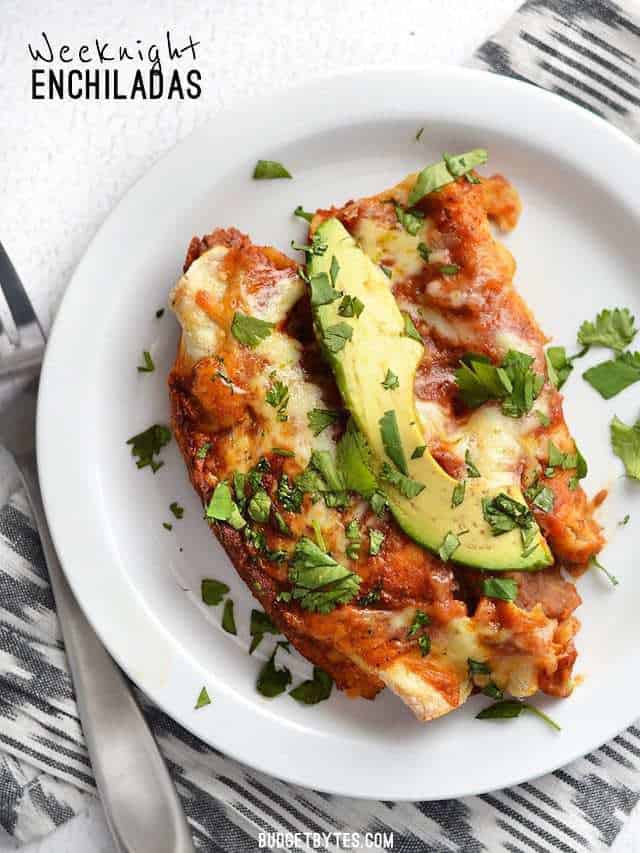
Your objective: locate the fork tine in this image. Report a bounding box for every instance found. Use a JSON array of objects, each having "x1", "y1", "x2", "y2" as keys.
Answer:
[{"x1": 0, "y1": 242, "x2": 45, "y2": 344}]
